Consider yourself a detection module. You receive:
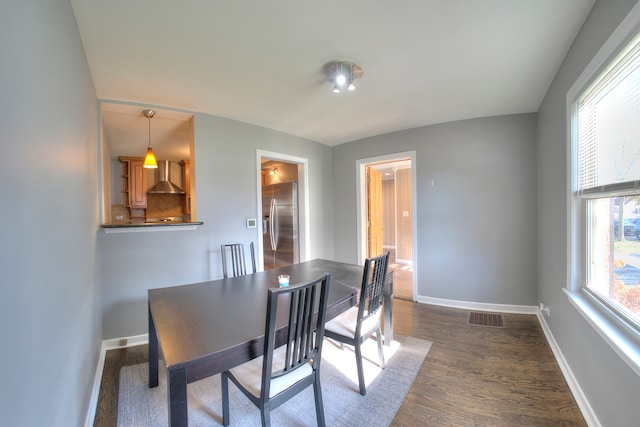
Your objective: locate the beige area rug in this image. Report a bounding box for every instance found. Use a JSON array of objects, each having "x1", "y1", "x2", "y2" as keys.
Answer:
[{"x1": 118, "y1": 335, "x2": 431, "y2": 426}]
